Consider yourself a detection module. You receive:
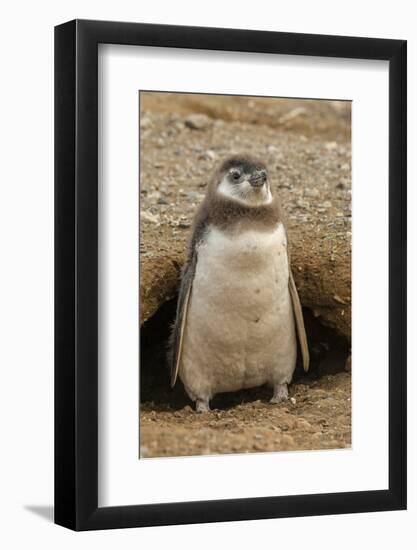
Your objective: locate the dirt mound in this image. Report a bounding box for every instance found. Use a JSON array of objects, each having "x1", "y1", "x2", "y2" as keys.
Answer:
[{"x1": 140, "y1": 99, "x2": 351, "y2": 340}]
